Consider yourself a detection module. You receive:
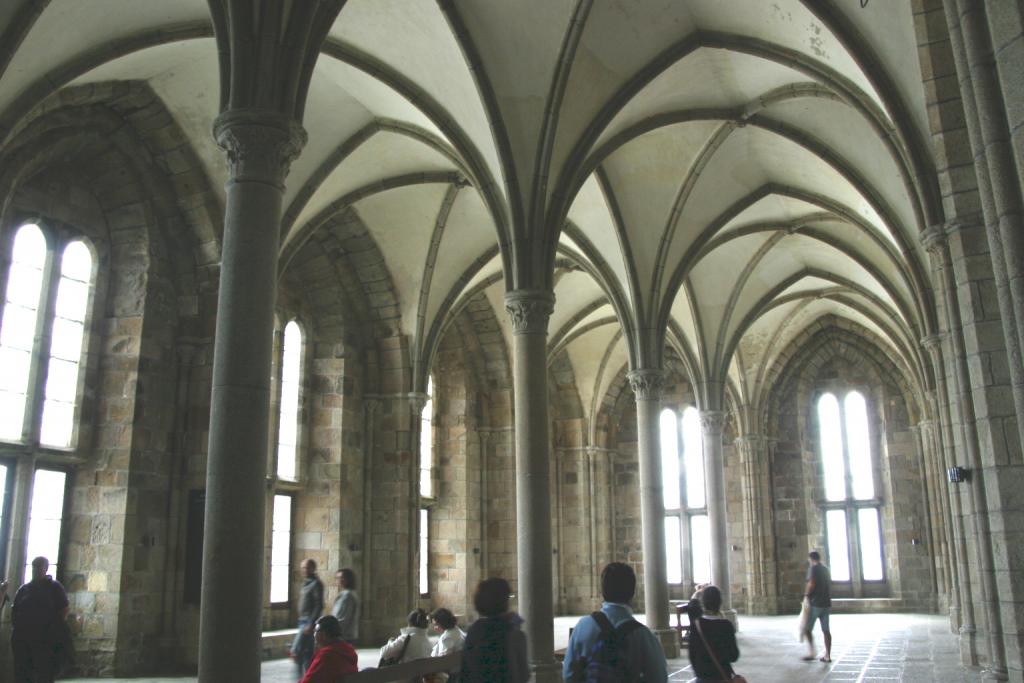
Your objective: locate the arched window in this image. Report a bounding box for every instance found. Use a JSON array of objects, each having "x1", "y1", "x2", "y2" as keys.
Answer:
[
  {"x1": 0, "y1": 223, "x2": 95, "y2": 584},
  {"x1": 661, "y1": 406, "x2": 710, "y2": 589},
  {"x1": 419, "y1": 377, "x2": 433, "y2": 596},
  {"x1": 817, "y1": 390, "x2": 885, "y2": 590},
  {"x1": 276, "y1": 321, "x2": 302, "y2": 480},
  {"x1": 268, "y1": 319, "x2": 303, "y2": 607}
]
